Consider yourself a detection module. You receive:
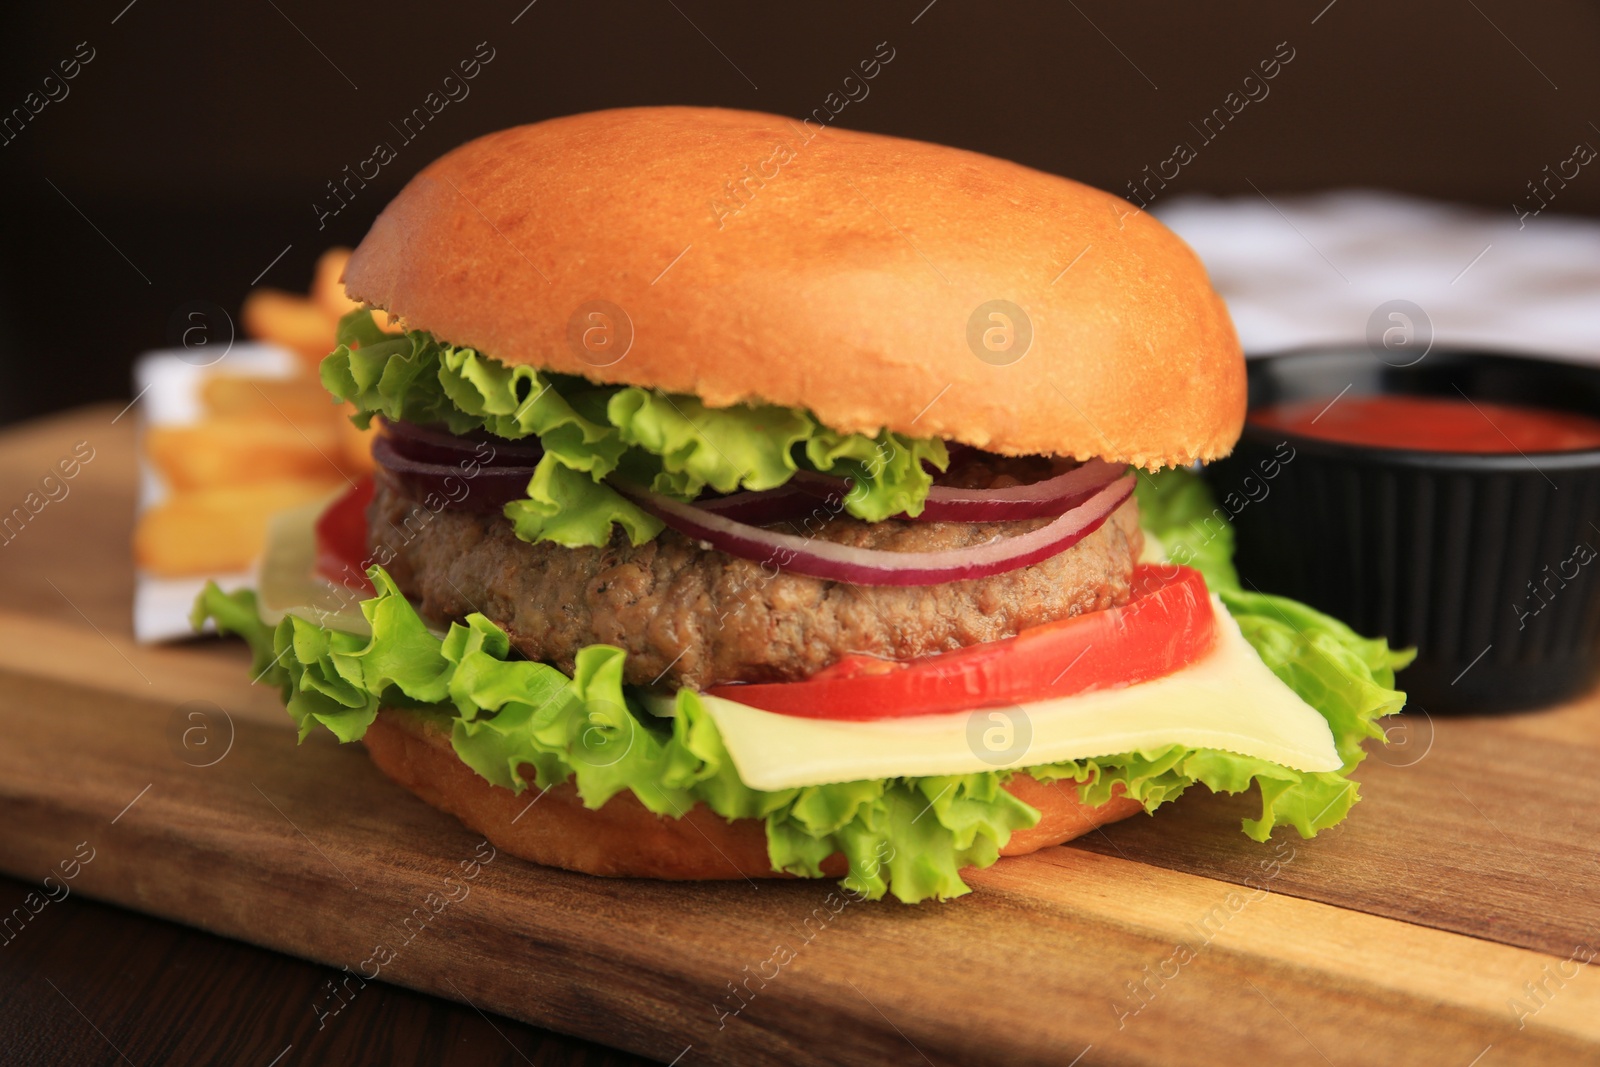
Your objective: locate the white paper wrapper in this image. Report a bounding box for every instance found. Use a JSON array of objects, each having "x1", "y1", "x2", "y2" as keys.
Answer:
[
  {"x1": 1155, "y1": 190, "x2": 1600, "y2": 362},
  {"x1": 132, "y1": 343, "x2": 305, "y2": 643}
]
